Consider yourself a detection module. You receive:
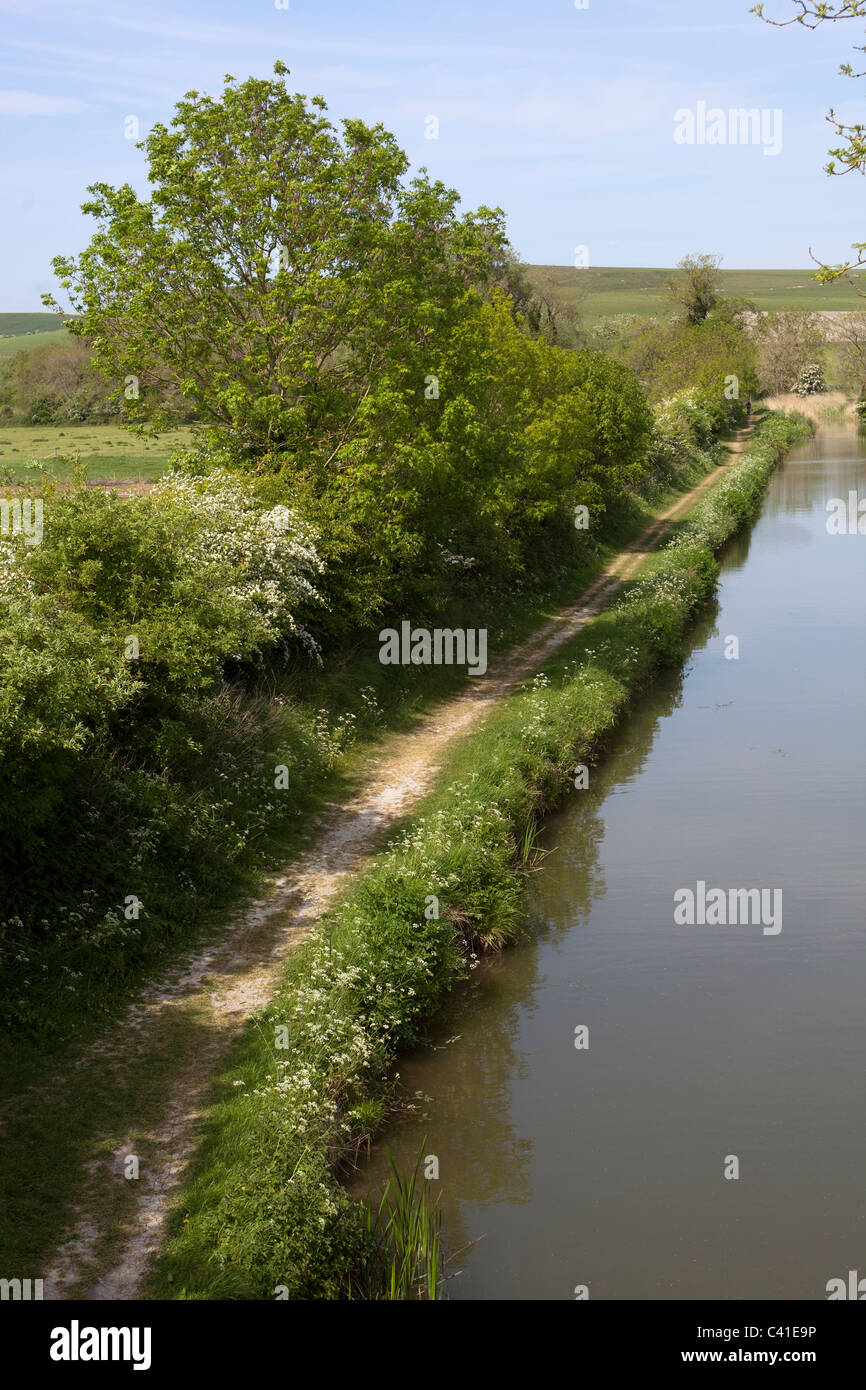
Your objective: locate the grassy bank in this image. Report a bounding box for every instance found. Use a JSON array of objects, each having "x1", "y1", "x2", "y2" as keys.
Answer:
[{"x1": 148, "y1": 410, "x2": 810, "y2": 1300}]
